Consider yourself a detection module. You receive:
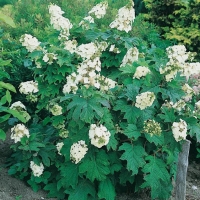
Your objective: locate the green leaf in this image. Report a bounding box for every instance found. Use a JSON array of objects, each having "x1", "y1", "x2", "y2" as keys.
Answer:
[
  {"x1": 67, "y1": 180, "x2": 96, "y2": 200},
  {"x1": 0, "y1": 129, "x2": 6, "y2": 140},
  {"x1": 124, "y1": 124, "x2": 141, "y2": 139},
  {"x1": 144, "y1": 133, "x2": 165, "y2": 146},
  {"x1": 158, "y1": 107, "x2": 176, "y2": 123},
  {"x1": 108, "y1": 152, "x2": 122, "y2": 174},
  {"x1": 107, "y1": 130, "x2": 118, "y2": 151},
  {"x1": 0, "y1": 95, "x2": 7, "y2": 105},
  {"x1": 141, "y1": 156, "x2": 172, "y2": 199},
  {"x1": 0, "y1": 58, "x2": 12, "y2": 67},
  {"x1": 44, "y1": 183, "x2": 65, "y2": 199},
  {"x1": 119, "y1": 168, "x2": 135, "y2": 185},
  {"x1": 98, "y1": 178, "x2": 116, "y2": 200},
  {"x1": 67, "y1": 96, "x2": 104, "y2": 123},
  {"x1": 79, "y1": 150, "x2": 110, "y2": 181},
  {"x1": 38, "y1": 150, "x2": 51, "y2": 167},
  {"x1": 186, "y1": 117, "x2": 200, "y2": 142},
  {"x1": 124, "y1": 83, "x2": 140, "y2": 101},
  {"x1": 119, "y1": 65, "x2": 136, "y2": 74},
  {"x1": 27, "y1": 179, "x2": 41, "y2": 192},
  {"x1": 0, "y1": 82, "x2": 16, "y2": 93},
  {"x1": 6, "y1": 90, "x2": 11, "y2": 104},
  {"x1": 119, "y1": 143, "x2": 147, "y2": 175},
  {"x1": 5, "y1": 109, "x2": 26, "y2": 123},
  {"x1": 0, "y1": 114, "x2": 10, "y2": 123},
  {"x1": 114, "y1": 100, "x2": 141, "y2": 123},
  {"x1": 85, "y1": 29, "x2": 101, "y2": 41},
  {"x1": 59, "y1": 162, "x2": 78, "y2": 189},
  {"x1": 0, "y1": 12, "x2": 16, "y2": 28},
  {"x1": 28, "y1": 142, "x2": 45, "y2": 151},
  {"x1": 124, "y1": 106, "x2": 141, "y2": 123}
]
